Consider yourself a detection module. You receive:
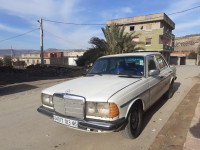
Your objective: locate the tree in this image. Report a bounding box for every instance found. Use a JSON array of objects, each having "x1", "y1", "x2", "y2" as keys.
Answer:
[
  {"x1": 197, "y1": 45, "x2": 200, "y2": 65},
  {"x1": 76, "y1": 24, "x2": 144, "y2": 66},
  {"x1": 197, "y1": 45, "x2": 200, "y2": 55},
  {"x1": 3, "y1": 56, "x2": 12, "y2": 66},
  {"x1": 102, "y1": 24, "x2": 144, "y2": 54},
  {"x1": 0, "y1": 59, "x2": 3, "y2": 66},
  {"x1": 76, "y1": 37, "x2": 105, "y2": 66},
  {"x1": 188, "y1": 51, "x2": 197, "y2": 59}
]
